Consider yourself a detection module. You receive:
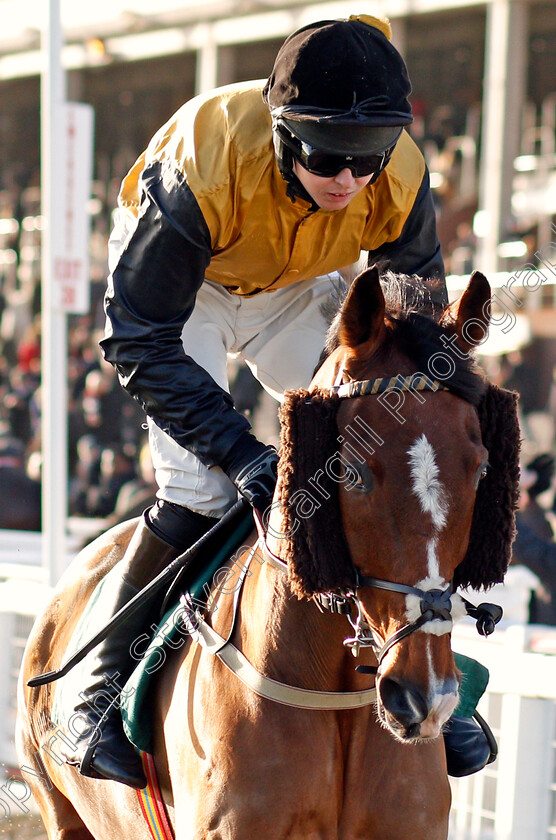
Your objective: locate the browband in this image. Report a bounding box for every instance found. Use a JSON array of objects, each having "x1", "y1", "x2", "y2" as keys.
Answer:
[{"x1": 331, "y1": 373, "x2": 449, "y2": 400}]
